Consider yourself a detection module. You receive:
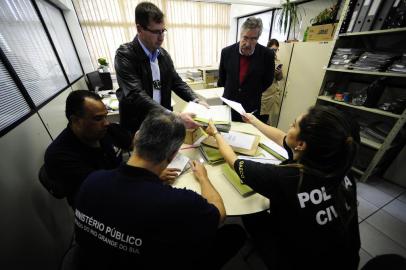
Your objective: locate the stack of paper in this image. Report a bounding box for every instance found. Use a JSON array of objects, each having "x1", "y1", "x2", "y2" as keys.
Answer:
[
  {"x1": 182, "y1": 102, "x2": 231, "y2": 124},
  {"x1": 259, "y1": 139, "x2": 289, "y2": 161},
  {"x1": 203, "y1": 131, "x2": 260, "y2": 156},
  {"x1": 167, "y1": 153, "x2": 190, "y2": 176},
  {"x1": 199, "y1": 145, "x2": 224, "y2": 165}
]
